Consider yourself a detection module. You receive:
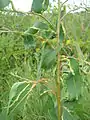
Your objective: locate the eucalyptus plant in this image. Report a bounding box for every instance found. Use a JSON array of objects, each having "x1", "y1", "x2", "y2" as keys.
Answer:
[{"x1": 0, "y1": 0, "x2": 90, "y2": 120}]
